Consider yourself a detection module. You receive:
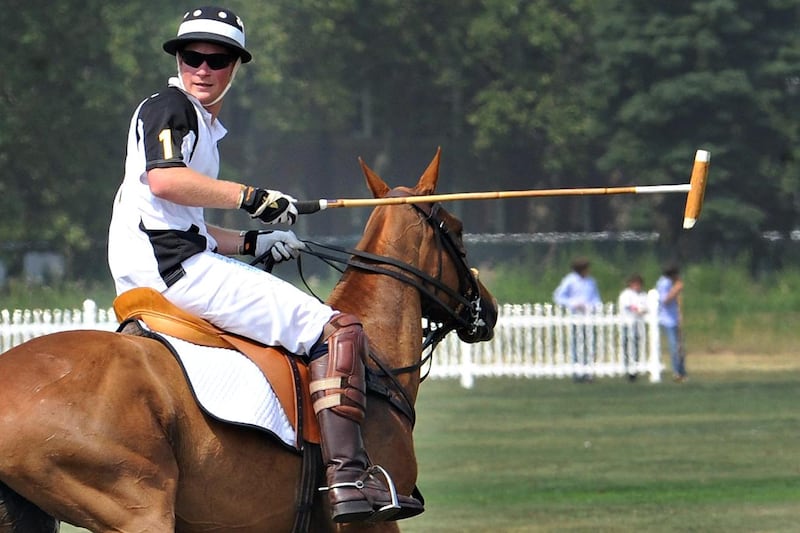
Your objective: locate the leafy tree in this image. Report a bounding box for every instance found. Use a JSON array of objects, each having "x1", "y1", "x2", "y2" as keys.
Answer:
[
  {"x1": 2, "y1": 0, "x2": 798, "y2": 282},
  {"x1": 0, "y1": 1, "x2": 170, "y2": 277},
  {"x1": 589, "y1": 0, "x2": 800, "y2": 265},
  {"x1": 459, "y1": 0, "x2": 602, "y2": 231}
]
